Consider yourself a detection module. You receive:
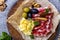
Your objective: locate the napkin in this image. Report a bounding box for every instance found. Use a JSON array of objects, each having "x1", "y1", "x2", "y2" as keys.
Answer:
[
  {"x1": 49, "y1": 0, "x2": 60, "y2": 40},
  {"x1": 0, "y1": 0, "x2": 18, "y2": 34},
  {"x1": 49, "y1": 0, "x2": 60, "y2": 12}
]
